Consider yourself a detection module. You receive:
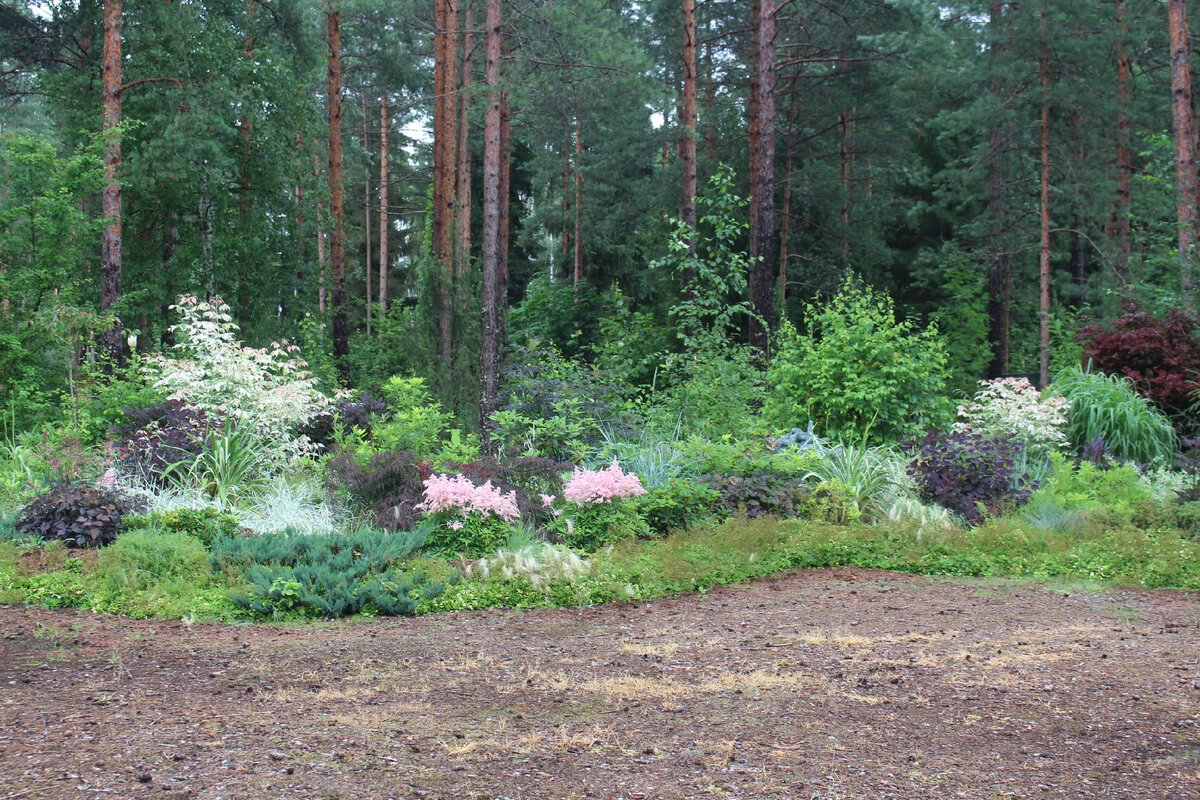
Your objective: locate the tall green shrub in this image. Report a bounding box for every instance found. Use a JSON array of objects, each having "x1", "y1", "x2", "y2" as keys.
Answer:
[{"x1": 765, "y1": 280, "x2": 954, "y2": 441}]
